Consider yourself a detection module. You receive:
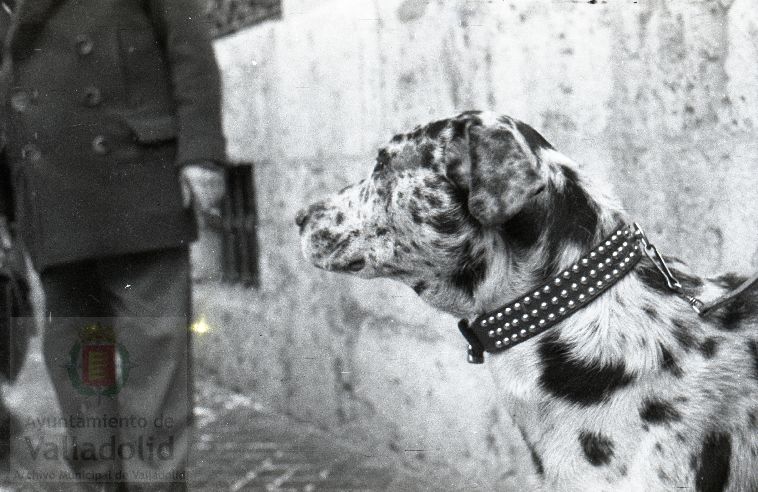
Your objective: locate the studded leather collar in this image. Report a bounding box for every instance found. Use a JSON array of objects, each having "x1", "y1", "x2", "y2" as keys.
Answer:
[{"x1": 458, "y1": 225, "x2": 642, "y2": 363}]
